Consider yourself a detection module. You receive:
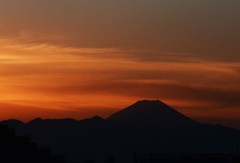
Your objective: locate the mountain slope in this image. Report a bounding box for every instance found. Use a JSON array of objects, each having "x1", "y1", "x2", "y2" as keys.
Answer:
[{"x1": 108, "y1": 100, "x2": 199, "y2": 128}]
